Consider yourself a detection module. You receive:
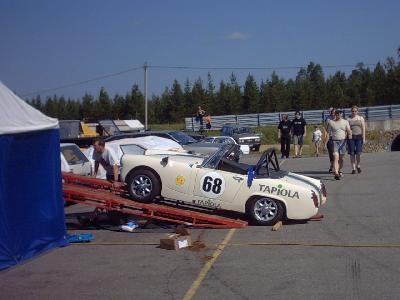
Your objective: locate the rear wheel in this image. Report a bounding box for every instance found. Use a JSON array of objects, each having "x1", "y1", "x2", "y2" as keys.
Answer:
[
  {"x1": 126, "y1": 169, "x2": 161, "y2": 203},
  {"x1": 246, "y1": 197, "x2": 284, "y2": 226}
]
